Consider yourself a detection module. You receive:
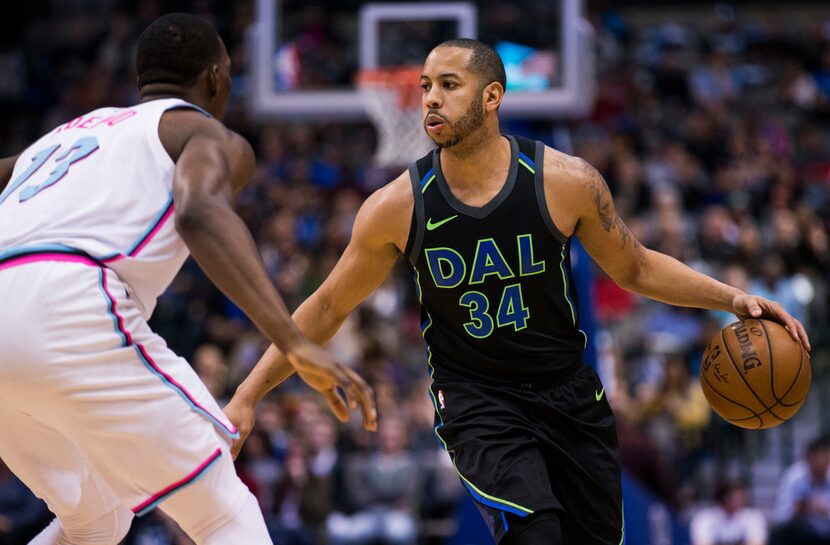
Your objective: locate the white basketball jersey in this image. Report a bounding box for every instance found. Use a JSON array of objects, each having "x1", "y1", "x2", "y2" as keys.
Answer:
[{"x1": 0, "y1": 98, "x2": 206, "y2": 318}]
